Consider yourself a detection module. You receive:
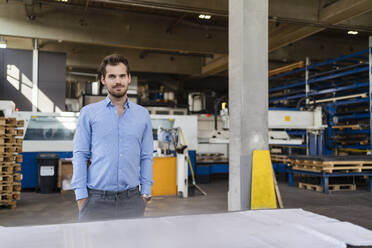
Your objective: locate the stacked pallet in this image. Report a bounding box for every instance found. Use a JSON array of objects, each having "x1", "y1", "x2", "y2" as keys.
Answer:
[
  {"x1": 196, "y1": 153, "x2": 228, "y2": 163},
  {"x1": 288, "y1": 156, "x2": 372, "y2": 173},
  {"x1": 287, "y1": 155, "x2": 372, "y2": 192},
  {"x1": 270, "y1": 154, "x2": 290, "y2": 164},
  {"x1": 0, "y1": 117, "x2": 23, "y2": 209}
]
